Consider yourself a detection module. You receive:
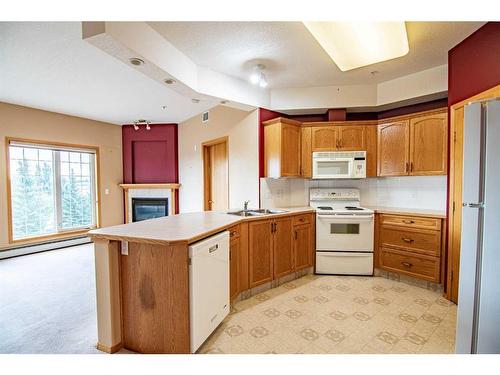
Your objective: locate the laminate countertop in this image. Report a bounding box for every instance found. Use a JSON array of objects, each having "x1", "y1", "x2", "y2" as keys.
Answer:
[
  {"x1": 88, "y1": 206, "x2": 314, "y2": 246},
  {"x1": 365, "y1": 205, "x2": 447, "y2": 219}
]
